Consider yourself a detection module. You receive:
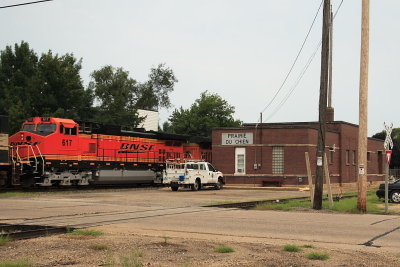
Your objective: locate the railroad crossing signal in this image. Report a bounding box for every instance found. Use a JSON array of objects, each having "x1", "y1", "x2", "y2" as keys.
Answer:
[
  {"x1": 385, "y1": 150, "x2": 392, "y2": 166},
  {"x1": 384, "y1": 122, "x2": 393, "y2": 151}
]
